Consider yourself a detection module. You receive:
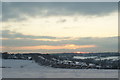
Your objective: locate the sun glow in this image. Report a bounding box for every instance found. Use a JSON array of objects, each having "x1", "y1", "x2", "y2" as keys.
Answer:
[
  {"x1": 3, "y1": 44, "x2": 96, "y2": 50},
  {"x1": 75, "y1": 51, "x2": 90, "y2": 54}
]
